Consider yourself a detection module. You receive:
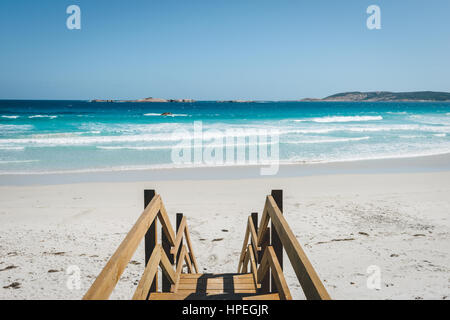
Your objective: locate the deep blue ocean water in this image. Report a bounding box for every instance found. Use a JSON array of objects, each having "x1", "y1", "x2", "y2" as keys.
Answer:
[{"x1": 0, "y1": 100, "x2": 449, "y2": 174}]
